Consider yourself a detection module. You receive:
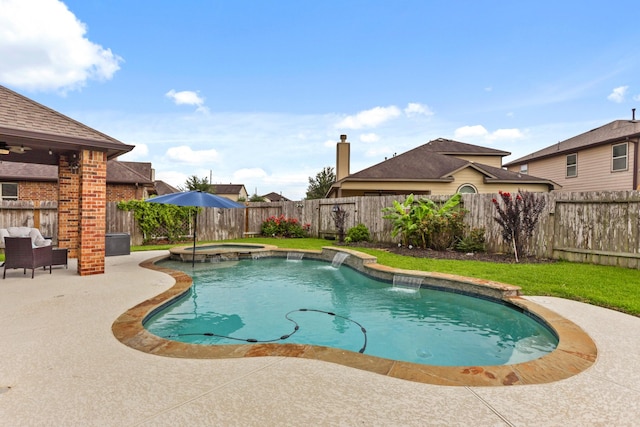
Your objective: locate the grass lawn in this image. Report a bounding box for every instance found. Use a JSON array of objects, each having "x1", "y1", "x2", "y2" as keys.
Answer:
[{"x1": 134, "y1": 237, "x2": 640, "y2": 317}]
